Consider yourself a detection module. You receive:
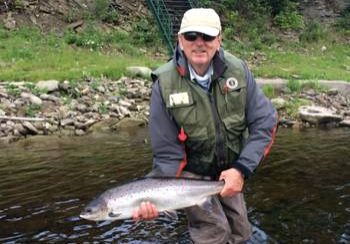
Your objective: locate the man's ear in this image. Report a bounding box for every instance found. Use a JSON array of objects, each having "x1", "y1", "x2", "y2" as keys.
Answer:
[
  {"x1": 178, "y1": 35, "x2": 184, "y2": 50},
  {"x1": 217, "y1": 34, "x2": 222, "y2": 50}
]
